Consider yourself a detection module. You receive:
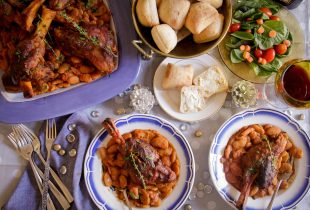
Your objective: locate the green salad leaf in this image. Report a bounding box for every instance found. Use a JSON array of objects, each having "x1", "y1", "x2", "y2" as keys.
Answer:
[
  {"x1": 234, "y1": 0, "x2": 281, "y2": 14},
  {"x1": 263, "y1": 20, "x2": 289, "y2": 45},
  {"x1": 254, "y1": 32, "x2": 273, "y2": 50},
  {"x1": 254, "y1": 21, "x2": 288, "y2": 50},
  {"x1": 231, "y1": 31, "x2": 254, "y2": 40},
  {"x1": 234, "y1": 8, "x2": 256, "y2": 20},
  {"x1": 225, "y1": 37, "x2": 247, "y2": 49},
  {"x1": 230, "y1": 49, "x2": 244, "y2": 63}
]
